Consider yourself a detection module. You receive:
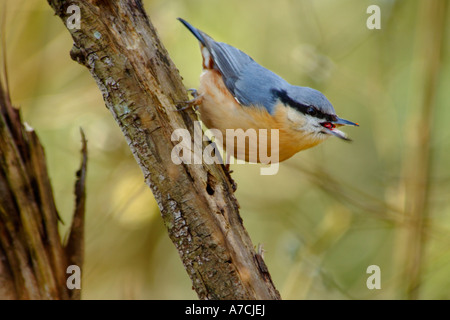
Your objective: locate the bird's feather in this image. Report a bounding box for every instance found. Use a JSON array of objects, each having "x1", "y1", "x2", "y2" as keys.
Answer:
[{"x1": 178, "y1": 18, "x2": 289, "y2": 113}]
